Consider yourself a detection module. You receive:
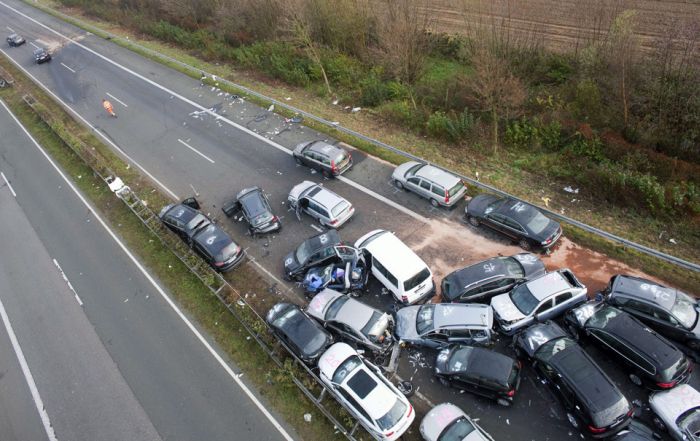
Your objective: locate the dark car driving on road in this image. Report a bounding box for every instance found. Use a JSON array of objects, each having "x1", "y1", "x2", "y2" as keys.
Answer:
[
  {"x1": 514, "y1": 322, "x2": 633, "y2": 438},
  {"x1": 159, "y1": 202, "x2": 244, "y2": 271},
  {"x1": 565, "y1": 301, "x2": 692, "y2": 389},
  {"x1": 222, "y1": 186, "x2": 280, "y2": 235},
  {"x1": 604, "y1": 275, "x2": 700, "y2": 353},
  {"x1": 33, "y1": 47, "x2": 51, "y2": 64},
  {"x1": 6, "y1": 33, "x2": 25, "y2": 47},
  {"x1": 441, "y1": 253, "x2": 546, "y2": 303},
  {"x1": 465, "y1": 194, "x2": 562, "y2": 251},
  {"x1": 283, "y1": 230, "x2": 359, "y2": 280},
  {"x1": 292, "y1": 140, "x2": 353, "y2": 178},
  {"x1": 435, "y1": 344, "x2": 521, "y2": 407},
  {"x1": 266, "y1": 302, "x2": 333, "y2": 364}
]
